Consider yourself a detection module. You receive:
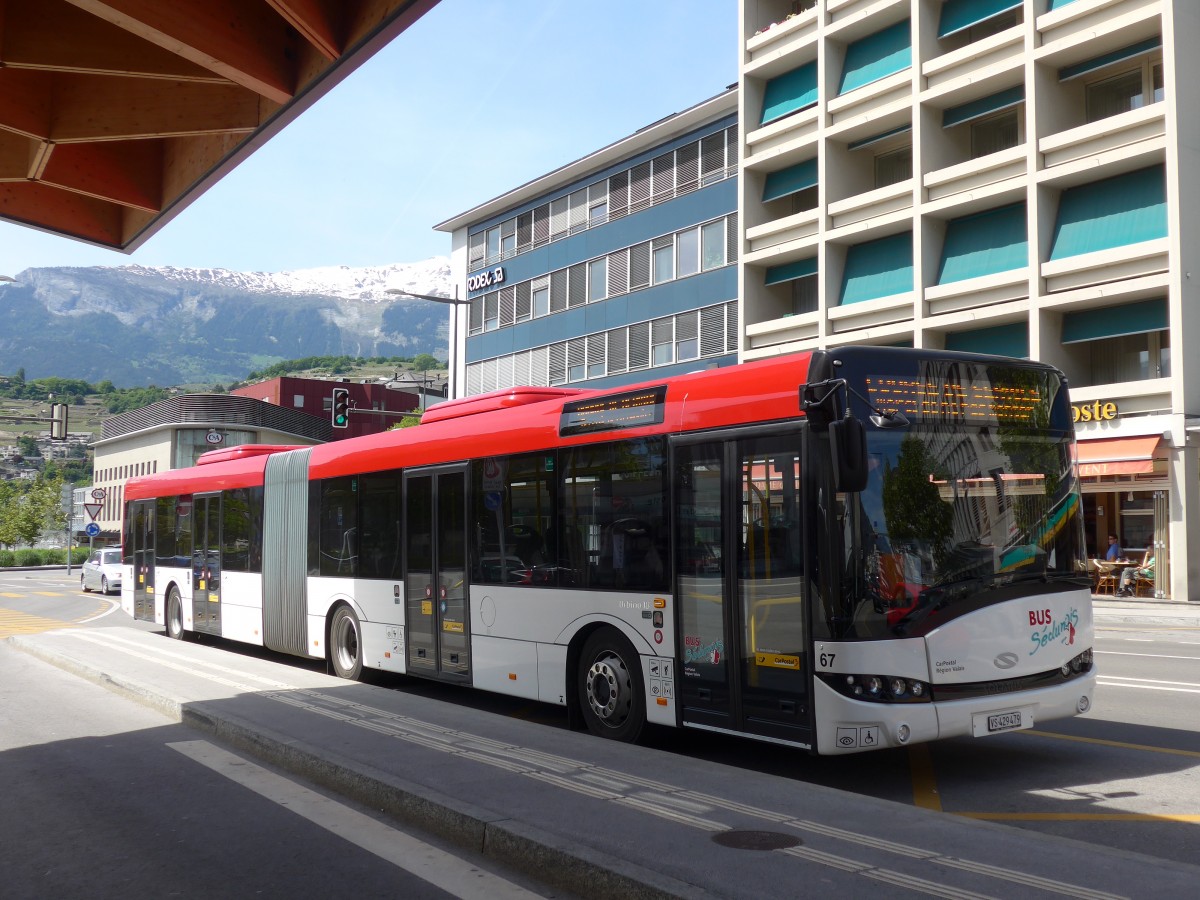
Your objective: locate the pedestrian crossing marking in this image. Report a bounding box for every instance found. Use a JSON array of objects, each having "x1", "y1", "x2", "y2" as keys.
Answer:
[{"x1": 0, "y1": 608, "x2": 75, "y2": 639}]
